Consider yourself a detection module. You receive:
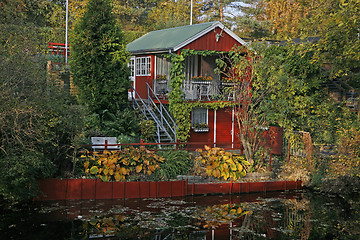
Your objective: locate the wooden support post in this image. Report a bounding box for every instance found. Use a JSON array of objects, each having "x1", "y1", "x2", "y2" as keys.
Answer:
[{"x1": 287, "y1": 138, "x2": 291, "y2": 162}]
